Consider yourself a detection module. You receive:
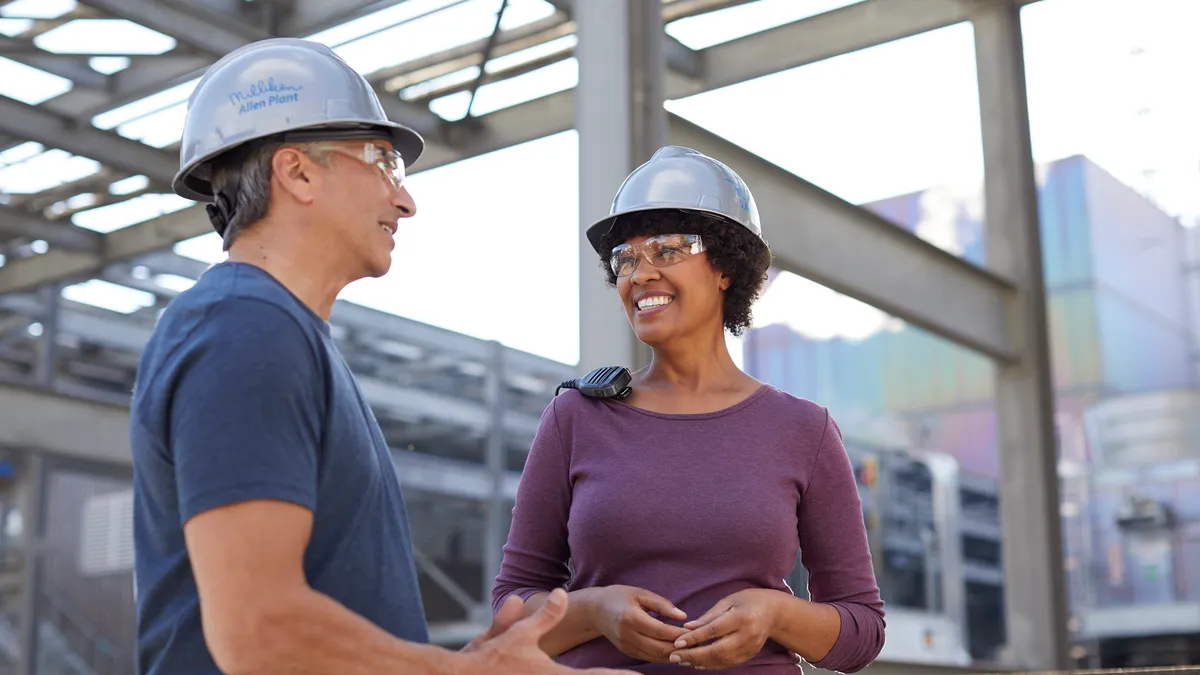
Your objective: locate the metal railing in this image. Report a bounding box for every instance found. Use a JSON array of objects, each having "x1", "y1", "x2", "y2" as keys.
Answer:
[{"x1": 39, "y1": 583, "x2": 130, "y2": 675}]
